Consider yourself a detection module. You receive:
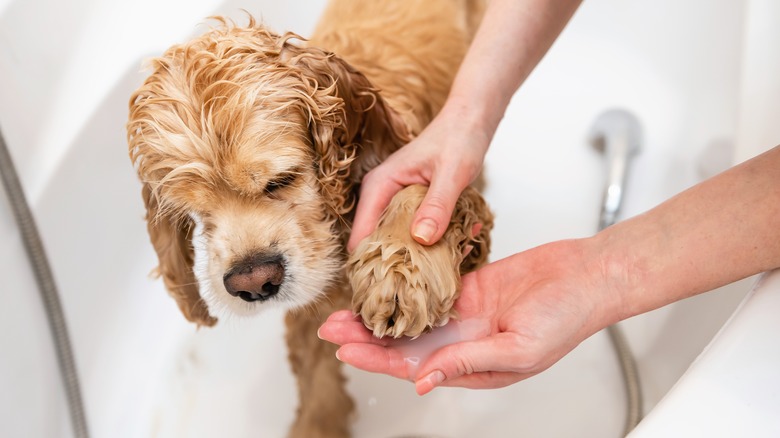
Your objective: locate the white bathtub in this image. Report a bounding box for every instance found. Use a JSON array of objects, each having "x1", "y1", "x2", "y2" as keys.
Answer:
[{"x1": 1, "y1": 0, "x2": 778, "y2": 437}]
